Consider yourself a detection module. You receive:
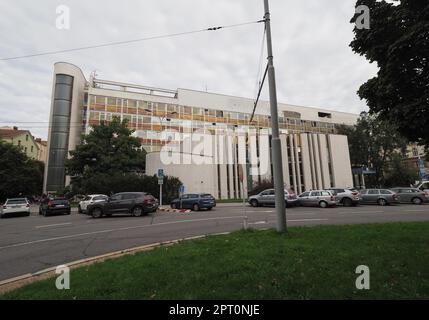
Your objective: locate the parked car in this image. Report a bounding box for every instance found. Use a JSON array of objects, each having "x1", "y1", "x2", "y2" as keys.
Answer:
[
  {"x1": 248, "y1": 189, "x2": 299, "y2": 208},
  {"x1": 170, "y1": 193, "x2": 216, "y2": 211},
  {"x1": 390, "y1": 188, "x2": 429, "y2": 205},
  {"x1": 39, "y1": 198, "x2": 71, "y2": 216},
  {"x1": 414, "y1": 181, "x2": 429, "y2": 194},
  {"x1": 87, "y1": 192, "x2": 158, "y2": 218},
  {"x1": 298, "y1": 190, "x2": 337, "y2": 208},
  {"x1": 326, "y1": 188, "x2": 361, "y2": 207},
  {"x1": 78, "y1": 194, "x2": 109, "y2": 214},
  {"x1": 360, "y1": 189, "x2": 400, "y2": 206},
  {"x1": 0, "y1": 198, "x2": 31, "y2": 218}
]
